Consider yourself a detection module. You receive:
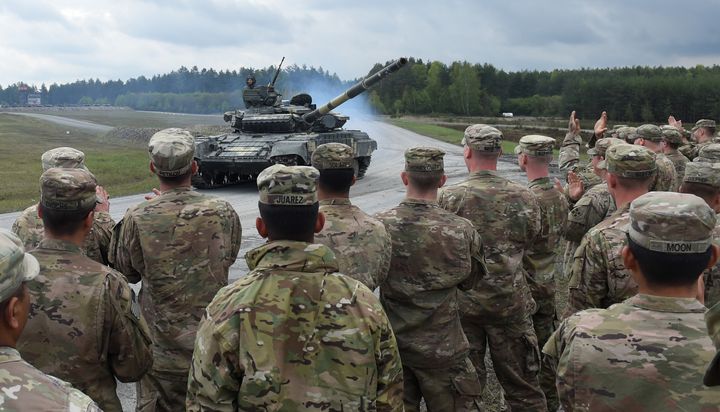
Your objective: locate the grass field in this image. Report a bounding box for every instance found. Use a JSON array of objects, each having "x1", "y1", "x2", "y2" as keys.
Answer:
[
  {"x1": 388, "y1": 118, "x2": 521, "y2": 153},
  {"x1": 32, "y1": 109, "x2": 226, "y2": 128},
  {"x1": 0, "y1": 113, "x2": 156, "y2": 213}
]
